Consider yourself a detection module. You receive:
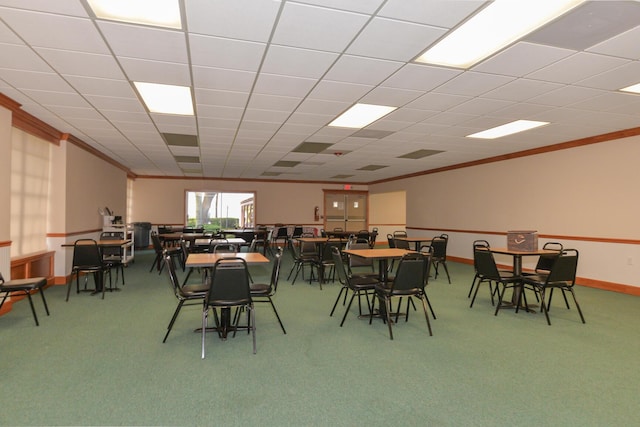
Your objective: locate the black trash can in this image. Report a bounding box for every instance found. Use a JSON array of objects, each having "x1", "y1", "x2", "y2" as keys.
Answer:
[{"x1": 133, "y1": 222, "x2": 152, "y2": 248}]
